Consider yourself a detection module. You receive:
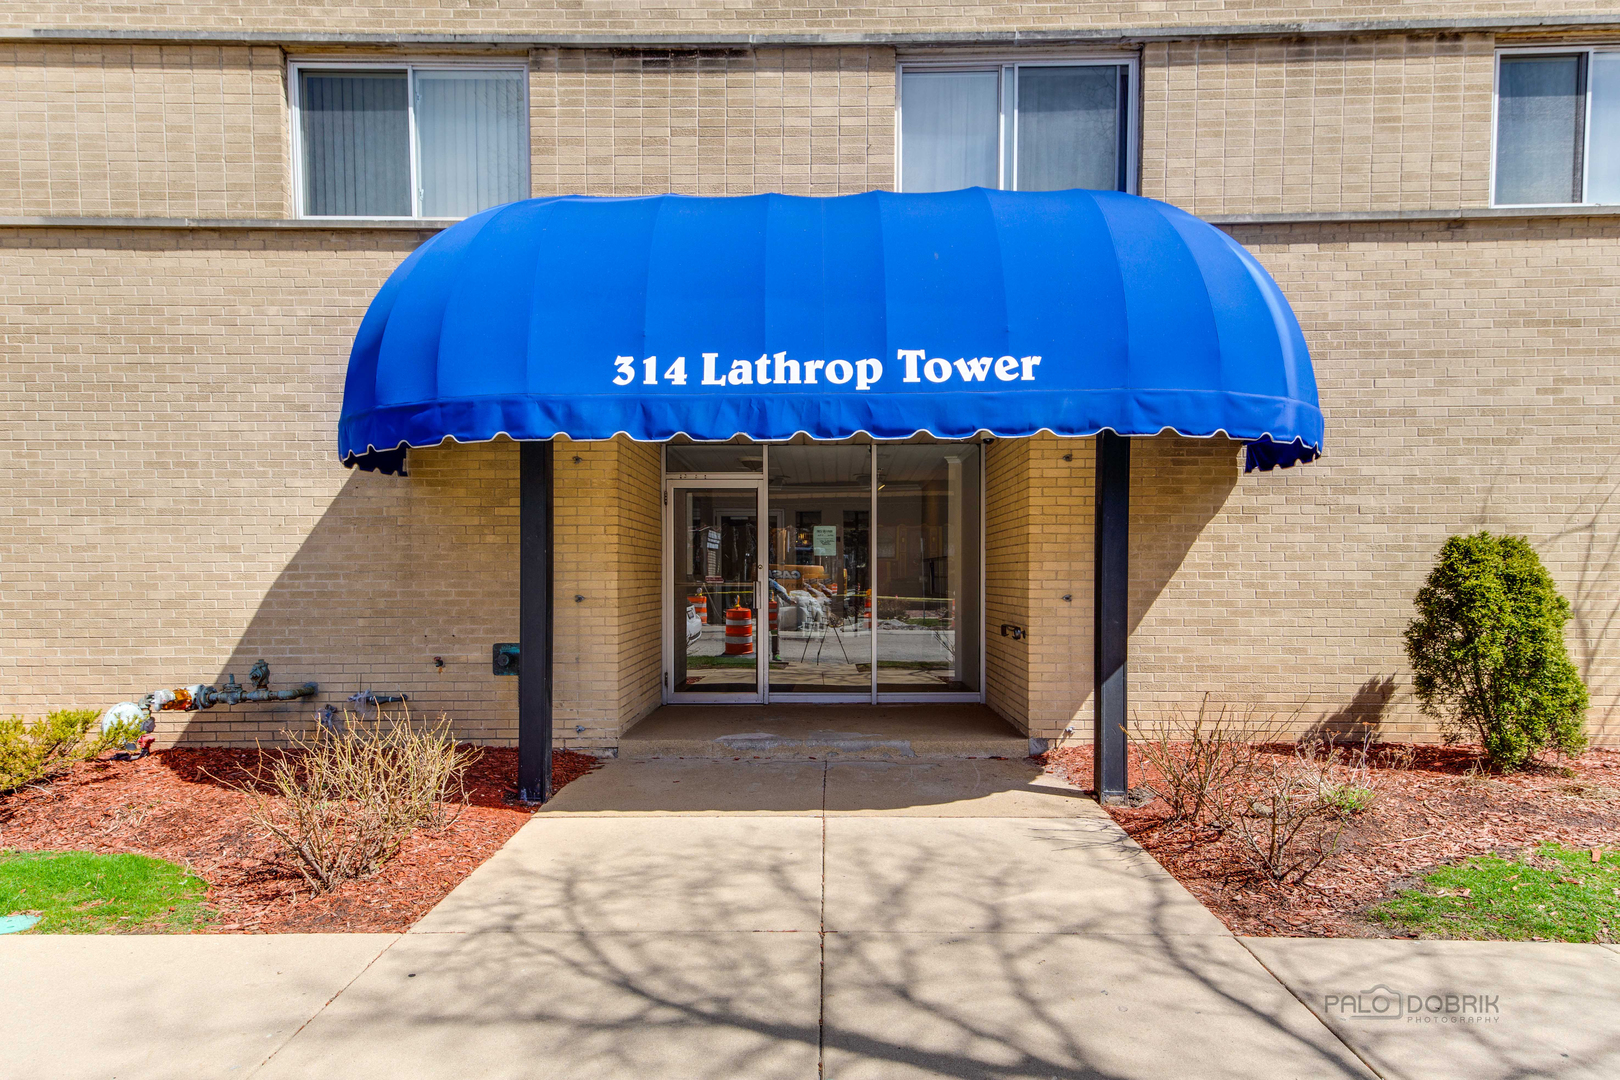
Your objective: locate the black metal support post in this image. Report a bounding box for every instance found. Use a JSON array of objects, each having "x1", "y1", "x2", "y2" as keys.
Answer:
[
  {"x1": 1093, "y1": 431, "x2": 1130, "y2": 803},
  {"x1": 518, "y1": 440, "x2": 554, "y2": 803}
]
